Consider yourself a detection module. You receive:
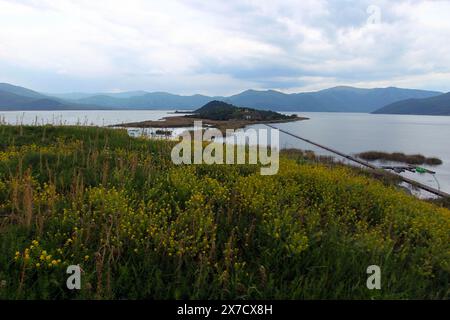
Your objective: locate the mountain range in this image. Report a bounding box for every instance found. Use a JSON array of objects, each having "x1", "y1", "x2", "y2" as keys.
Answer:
[
  {"x1": 0, "y1": 82, "x2": 447, "y2": 114},
  {"x1": 0, "y1": 83, "x2": 106, "y2": 110}
]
